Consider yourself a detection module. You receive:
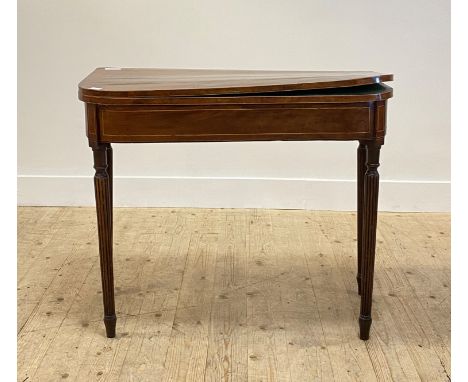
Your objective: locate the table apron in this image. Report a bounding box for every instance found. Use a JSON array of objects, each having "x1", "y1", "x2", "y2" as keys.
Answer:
[{"x1": 94, "y1": 104, "x2": 377, "y2": 143}]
